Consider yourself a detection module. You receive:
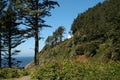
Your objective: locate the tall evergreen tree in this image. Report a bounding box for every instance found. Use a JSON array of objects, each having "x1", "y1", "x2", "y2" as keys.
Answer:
[
  {"x1": 52, "y1": 26, "x2": 65, "y2": 44},
  {"x1": 57, "y1": 26, "x2": 65, "y2": 42},
  {"x1": 53, "y1": 31, "x2": 59, "y2": 45},
  {"x1": 45, "y1": 26, "x2": 65, "y2": 47},
  {"x1": 45, "y1": 36, "x2": 53, "y2": 46},
  {"x1": 0, "y1": 0, "x2": 7, "y2": 68},
  {"x1": 2, "y1": 4, "x2": 25, "y2": 68},
  {"x1": 15, "y1": 0, "x2": 59, "y2": 65},
  {"x1": 0, "y1": 0, "x2": 7, "y2": 17}
]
